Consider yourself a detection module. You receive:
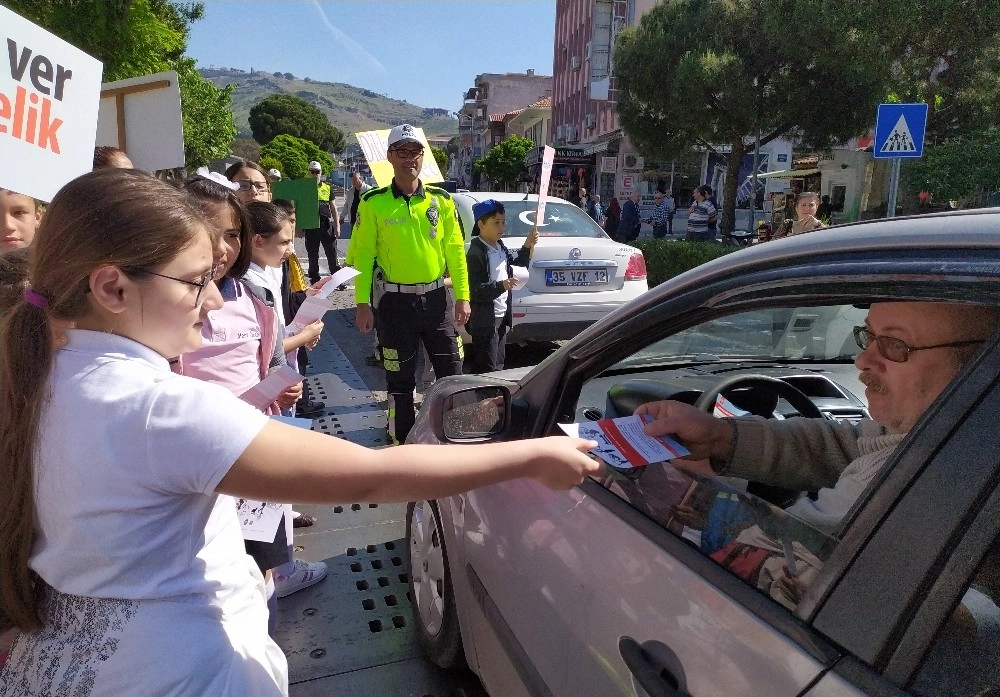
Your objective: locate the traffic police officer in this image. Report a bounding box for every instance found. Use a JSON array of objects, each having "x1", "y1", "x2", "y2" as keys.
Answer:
[
  {"x1": 303, "y1": 160, "x2": 340, "y2": 283},
  {"x1": 353, "y1": 124, "x2": 470, "y2": 444}
]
